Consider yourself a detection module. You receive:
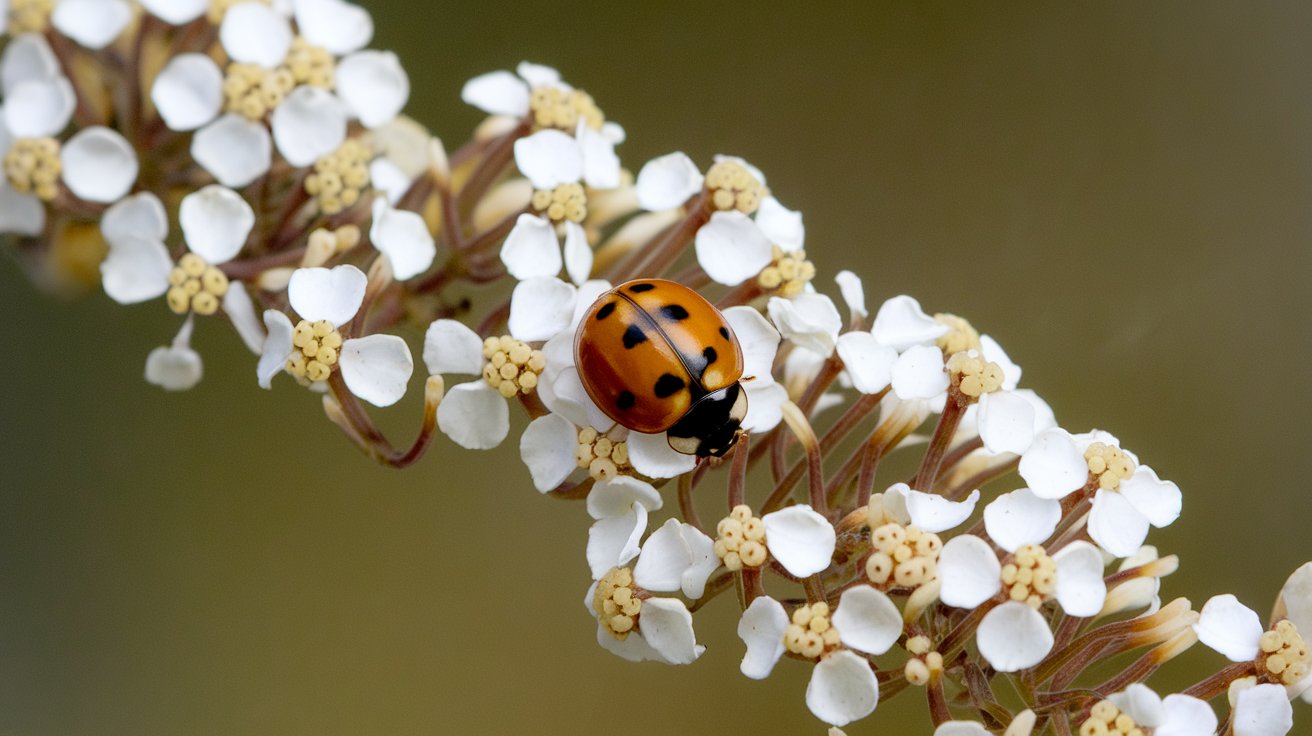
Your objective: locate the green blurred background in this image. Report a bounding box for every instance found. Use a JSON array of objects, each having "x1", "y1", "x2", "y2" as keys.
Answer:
[{"x1": 3, "y1": 1, "x2": 1311, "y2": 733}]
